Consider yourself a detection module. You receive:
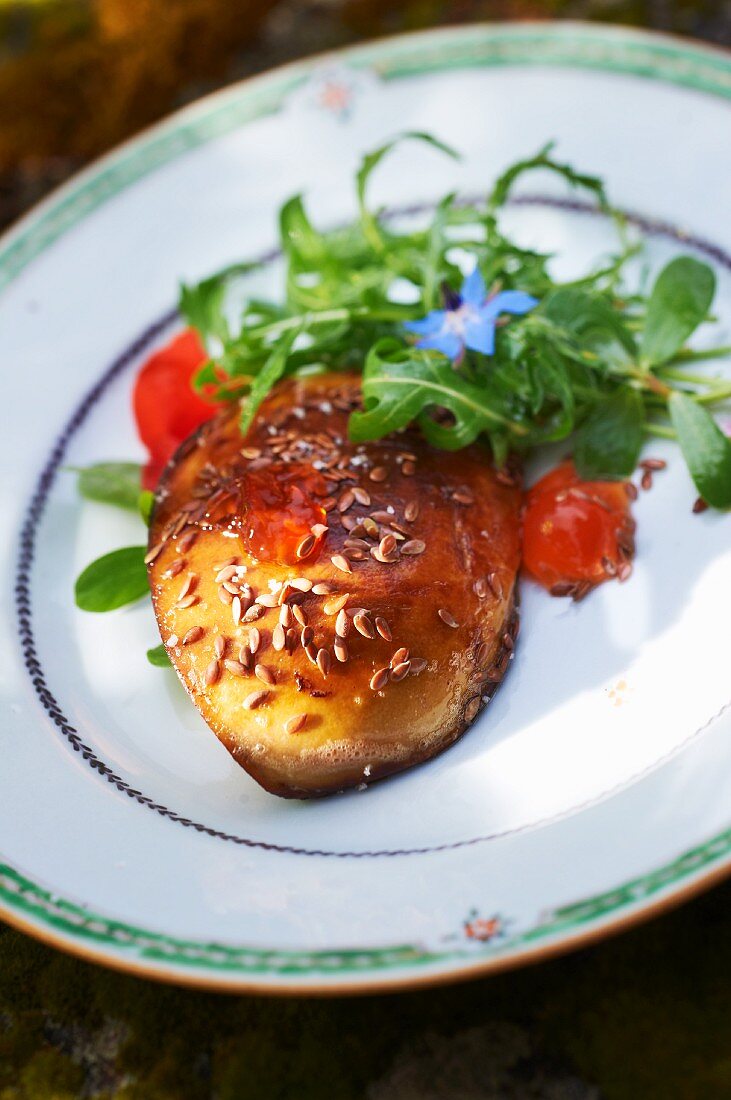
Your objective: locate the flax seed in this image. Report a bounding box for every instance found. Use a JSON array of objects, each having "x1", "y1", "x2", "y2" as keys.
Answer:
[
  {"x1": 474, "y1": 578, "x2": 489, "y2": 599},
  {"x1": 219, "y1": 587, "x2": 234, "y2": 605},
  {"x1": 369, "y1": 466, "x2": 388, "y2": 482},
  {"x1": 640, "y1": 457, "x2": 666, "y2": 471},
  {"x1": 353, "y1": 487, "x2": 371, "y2": 506},
  {"x1": 375, "y1": 617, "x2": 392, "y2": 642},
  {"x1": 550, "y1": 582, "x2": 576, "y2": 597},
  {"x1": 144, "y1": 542, "x2": 165, "y2": 565},
  {"x1": 311, "y1": 523, "x2": 329, "y2": 539},
  {"x1": 178, "y1": 530, "x2": 197, "y2": 553},
  {"x1": 181, "y1": 626, "x2": 204, "y2": 645},
  {"x1": 391, "y1": 647, "x2": 409, "y2": 668},
  {"x1": 438, "y1": 609, "x2": 459, "y2": 628},
  {"x1": 204, "y1": 660, "x2": 221, "y2": 686},
  {"x1": 255, "y1": 664, "x2": 275, "y2": 686},
  {"x1": 345, "y1": 547, "x2": 368, "y2": 561},
  {"x1": 215, "y1": 565, "x2": 238, "y2": 584},
  {"x1": 601, "y1": 556, "x2": 617, "y2": 576},
  {"x1": 452, "y1": 489, "x2": 474, "y2": 504},
  {"x1": 324, "y1": 593, "x2": 349, "y2": 616},
  {"x1": 401, "y1": 539, "x2": 425, "y2": 556},
  {"x1": 626, "y1": 482, "x2": 639, "y2": 501},
  {"x1": 404, "y1": 501, "x2": 419, "y2": 522},
  {"x1": 363, "y1": 518, "x2": 379, "y2": 539},
  {"x1": 316, "y1": 648, "x2": 331, "y2": 677},
  {"x1": 297, "y1": 534, "x2": 316, "y2": 560},
  {"x1": 279, "y1": 604, "x2": 292, "y2": 628},
  {"x1": 331, "y1": 554, "x2": 352, "y2": 574},
  {"x1": 176, "y1": 594, "x2": 198, "y2": 610},
  {"x1": 290, "y1": 578, "x2": 313, "y2": 592},
  {"x1": 272, "y1": 624, "x2": 286, "y2": 651},
  {"x1": 304, "y1": 642, "x2": 318, "y2": 665},
  {"x1": 285, "y1": 714, "x2": 308, "y2": 735},
  {"x1": 338, "y1": 489, "x2": 355, "y2": 513},
  {"x1": 244, "y1": 689, "x2": 269, "y2": 710},
  {"x1": 390, "y1": 661, "x2": 410, "y2": 682},
  {"x1": 243, "y1": 604, "x2": 265, "y2": 623},
  {"x1": 353, "y1": 611, "x2": 375, "y2": 638},
  {"x1": 214, "y1": 636, "x2": 226, "y2": 659},
  {"x1": 232, "y1": 596, "x2": 242, "y2": 625},
  {"x1": 693, "y1": 497, "x2": 709, "y2": 514},
  {"x1": 334, "y1": 638, "x2": 348, "y2": 663},
  {"x1": 255, "y1": 593, "x2": 279, "y2": 607},
  {"x1": 301, "y1": 626, "x2": 314, "y2": 648},
  {"x1": 371, "y1": 511, "x2": 393, "y2": 524},
  {"x1": 502, "y1": 632, "x2": 514, "y2": 651},
  {"x1": 370, "y1": 668, "x2": 390, "y2": 691},
  {"x1": 409, "y1": 658, "x2": 428, "y2": 674},
  {"x1": 313, "y1": 583, "x2": 335, "y2": 596},
  {"x1": 224, "y1": 659, "x2": 247, "y2": 676},
  {"x1": 248, "y1": 627, "x2": 261, "y2": 655},
  {"x1": 487, "y1": 572, "x2": 503, "y2": 599},
  {"x1": 464, "y1": 697, "x2": 481, "y2": 723},
  {"x1": 379, "y1": 534, "x2": 397, "y2": 557},
  {"x1": 164, "y1": 558, "x2": 186, "y2": 579},
  {"x1": 617, "y1": 561, "x2": 633, "y2": 582},
  {"x1": 292, "y1": 605, "x2": 307, "y2": 628},
  {"x1": 641, "y1": 469, "x2": 653, "y2": 491}
]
